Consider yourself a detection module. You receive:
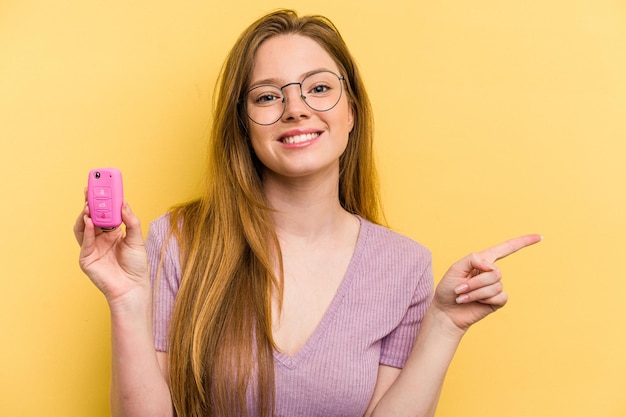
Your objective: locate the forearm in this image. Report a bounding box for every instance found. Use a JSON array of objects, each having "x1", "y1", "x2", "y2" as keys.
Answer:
[
  {"x1": 108, "y1": 291, "x2": 173, "y2": 417},
  {"x1": 371, "y1": 307, "x2": 465, "y2": 417}
]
